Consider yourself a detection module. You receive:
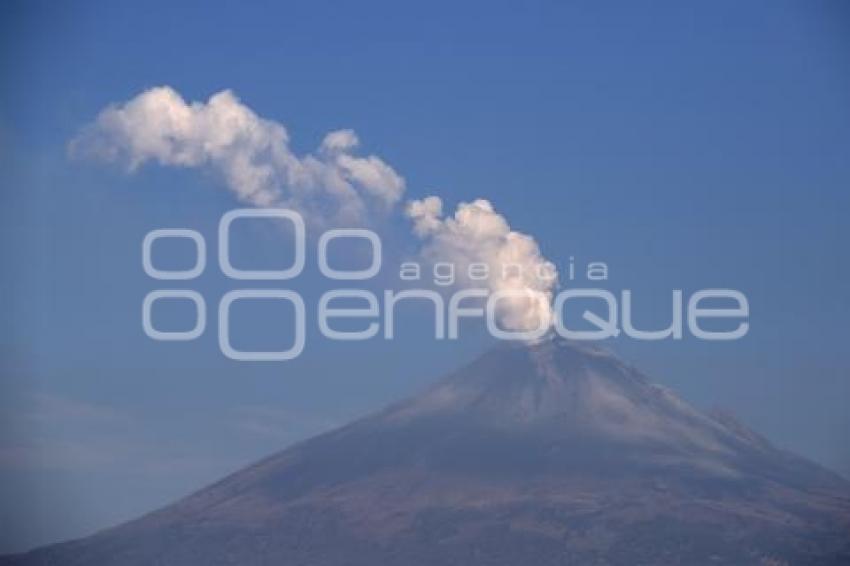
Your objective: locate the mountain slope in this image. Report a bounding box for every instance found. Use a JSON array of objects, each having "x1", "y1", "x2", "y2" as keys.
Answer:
[{"x1": 7, "y1": 339, "x2": 850, "y2": 565}]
